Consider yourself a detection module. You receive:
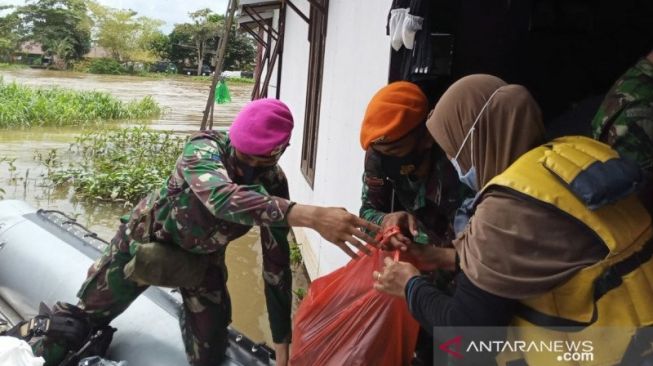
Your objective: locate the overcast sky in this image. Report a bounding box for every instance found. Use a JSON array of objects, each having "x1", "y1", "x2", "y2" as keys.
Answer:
[{"x1": 2, "y1": 0, "x2": 230, "y2": 33}]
